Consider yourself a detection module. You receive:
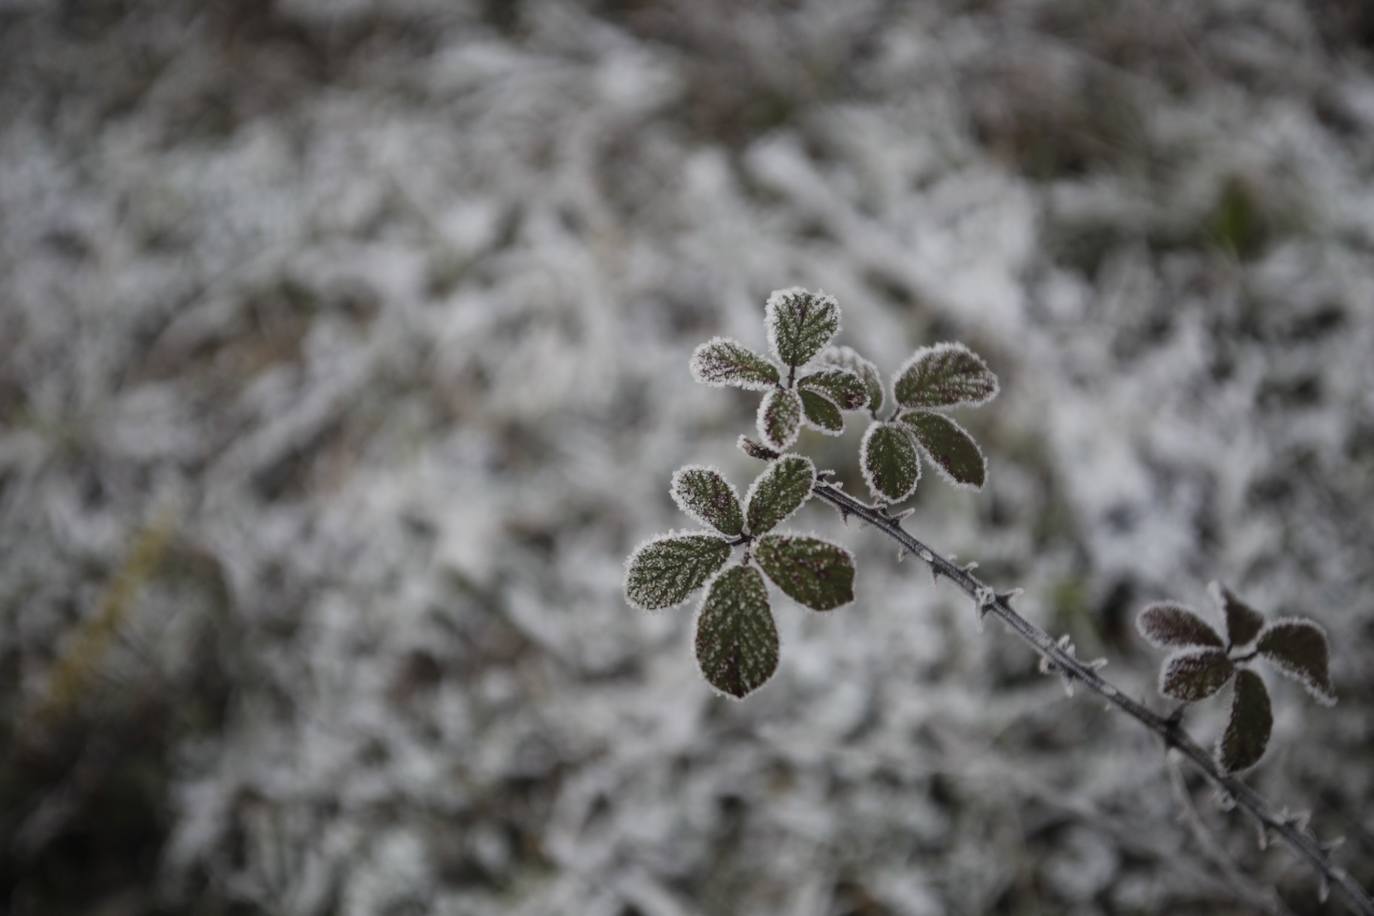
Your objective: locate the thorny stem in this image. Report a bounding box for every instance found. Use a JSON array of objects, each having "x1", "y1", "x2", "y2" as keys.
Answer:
[{"x1": 809, "y1": 479, "x2": 1374, "y2": 916}]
